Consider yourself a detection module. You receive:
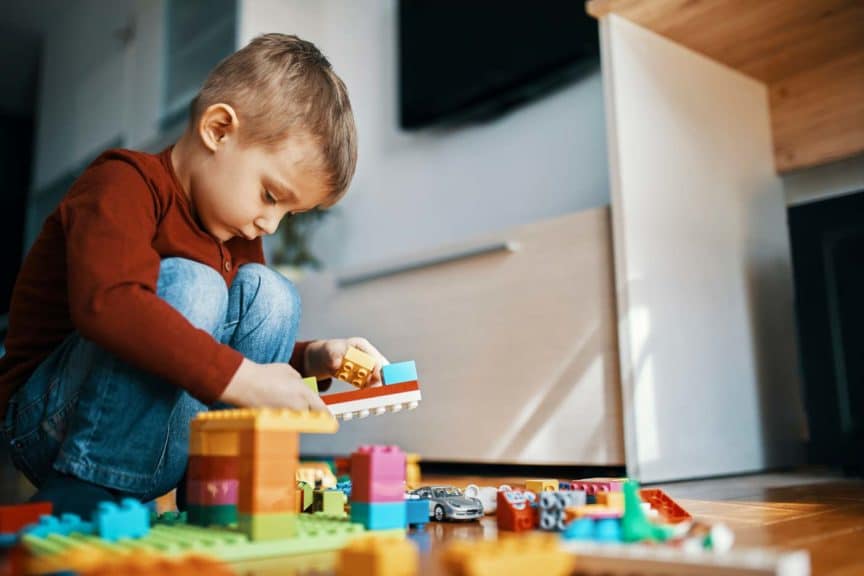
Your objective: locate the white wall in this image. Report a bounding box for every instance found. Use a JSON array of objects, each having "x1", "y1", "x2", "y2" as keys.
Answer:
[
  {"x1": 601, "y1": 15, "x2": 805, "y2": 482},
  {"x1": 240, "y1": 0, "x2": 610, "y2": 270}
]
